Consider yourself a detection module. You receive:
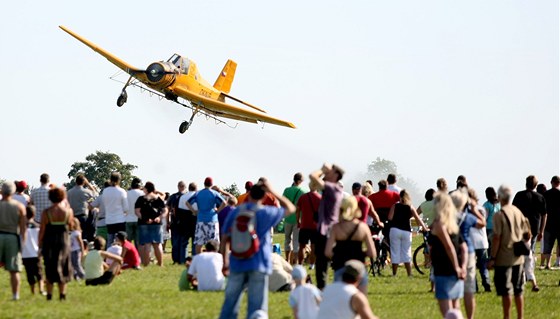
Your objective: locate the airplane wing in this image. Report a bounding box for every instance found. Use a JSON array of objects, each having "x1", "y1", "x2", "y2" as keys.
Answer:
[
  {"x1": 59, "y1": 26, "x2": 147, "y2": 81},
  {"x1": 173, "y1": 86, "x2": 296, "y2": 128}
]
